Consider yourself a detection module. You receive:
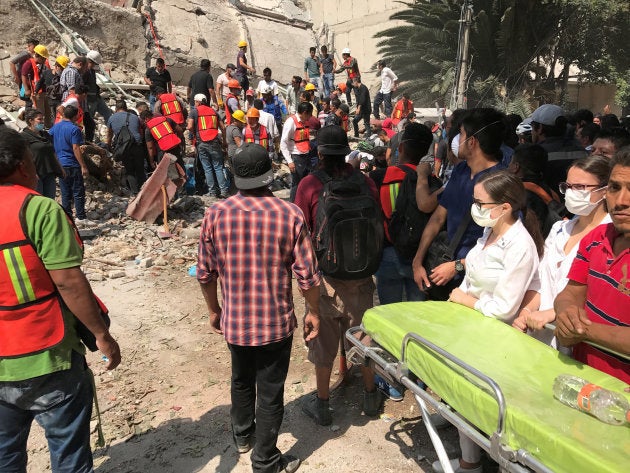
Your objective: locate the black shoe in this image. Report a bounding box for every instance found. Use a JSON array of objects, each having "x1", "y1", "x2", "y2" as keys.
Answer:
[
  {"x1": 234, "y1": 435, "x2": 251, "y2": 454},
  {"x1": 300, "y1": 393, "x2": 332, "y2": 426},
  {"x1": 279, "y1": 455, "x2": 301, "y2": 473}
]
